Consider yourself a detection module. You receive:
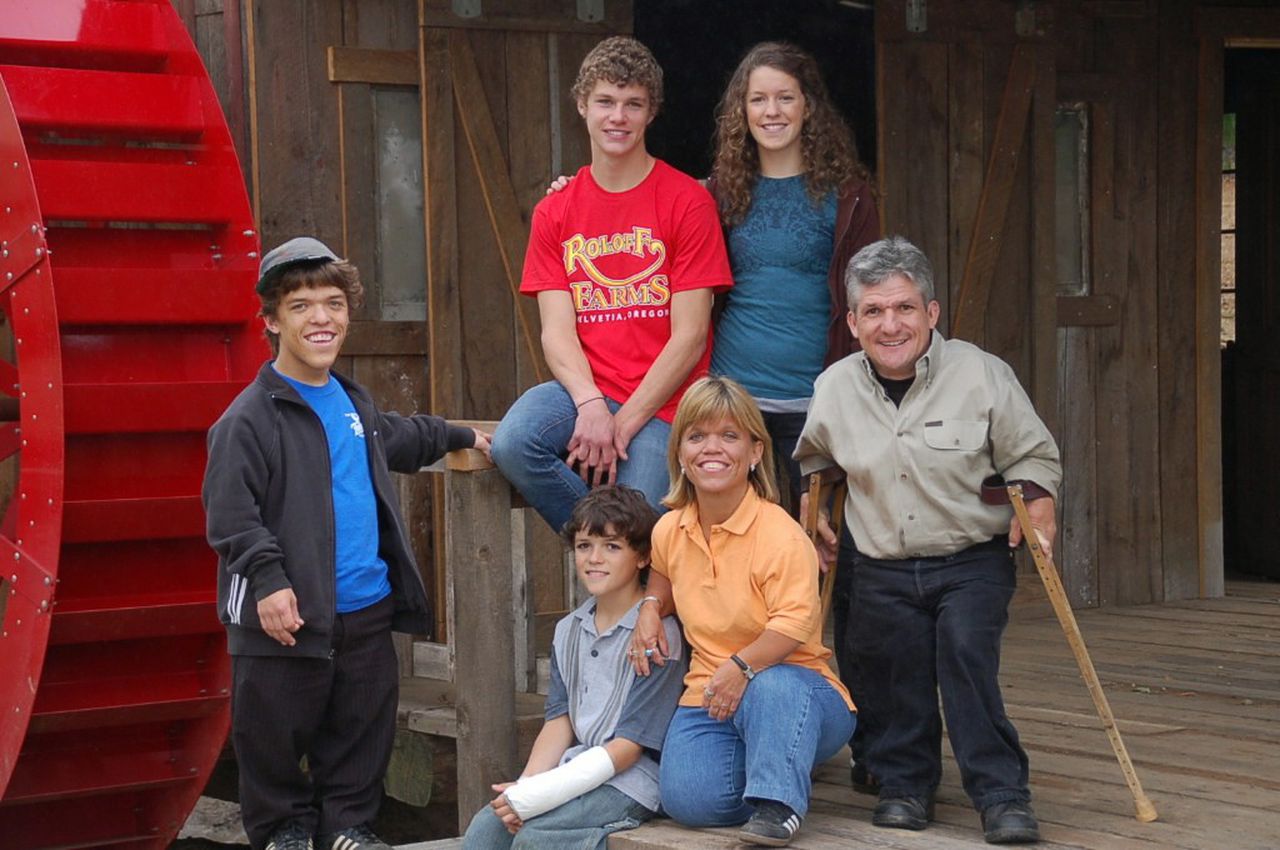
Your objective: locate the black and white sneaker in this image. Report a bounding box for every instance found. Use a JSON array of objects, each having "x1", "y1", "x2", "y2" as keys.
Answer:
[
  {"x1": 320, "y1": 824, "x2": 393, "y2": 850},
  {"x1": 265, "y1": 822, "x2": 313, "y2": 850},
  {"x1": 739, "y1": 800, "x2": 802, "y2": 847}
]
